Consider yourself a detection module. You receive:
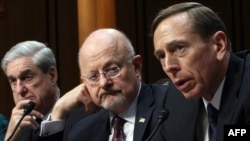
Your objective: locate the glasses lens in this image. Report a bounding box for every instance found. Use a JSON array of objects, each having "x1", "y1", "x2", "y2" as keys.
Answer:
[
  {"x1": 85, "y1": 65, "x2": 121, "y2": 86},
  {"x1": 105, "y1": 66, "x2": 120, "y2": 78}
]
